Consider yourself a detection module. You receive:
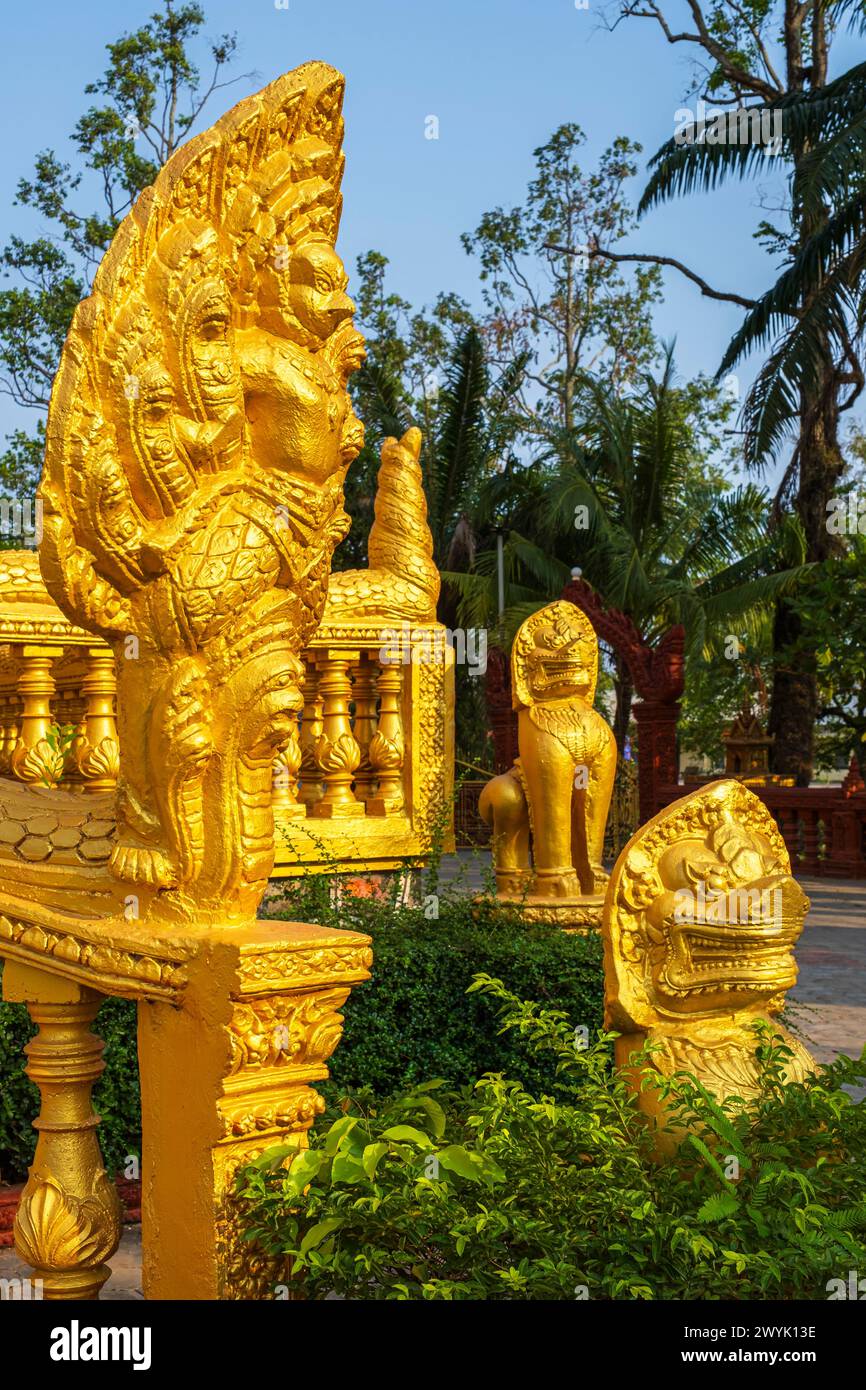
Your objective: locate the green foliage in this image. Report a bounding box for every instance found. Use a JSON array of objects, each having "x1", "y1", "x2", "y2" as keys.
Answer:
[
  {"x1": 462, "y1": 124, "x2": 663, "y2": 431},
  {"x1": 239, "y1": 977, "x2": 866, "y2": 1301},
  {"x1": 0, "y1": 964, "x2": 139, "y2": 1184},
  {"x1": 266, "y1": 880, "x2": 604, "y2": 1101},
  {"x1": 0, "y1": 2, "x2": 239, "y2": 415},
  {"x1": 790, "y1": 530, "x2": 866, "y2": 773}
]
